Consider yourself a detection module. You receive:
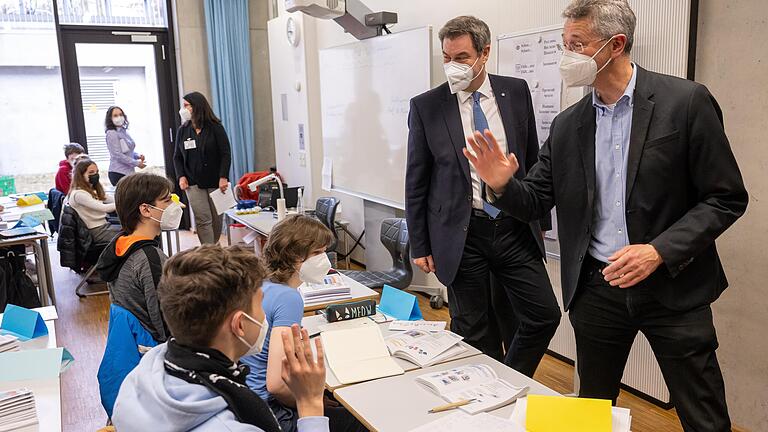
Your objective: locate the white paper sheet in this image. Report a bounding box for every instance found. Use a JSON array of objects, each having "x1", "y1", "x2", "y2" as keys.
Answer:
[
  {"x1": 209, "y1": 184, "x2": 237, "y2": 215},
  {"x1": 389, "y1": 320, "x2": 446, "y2": 332},
  {"x1": 409, "y1": 411, "x2": 520, "y2": 432}
]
